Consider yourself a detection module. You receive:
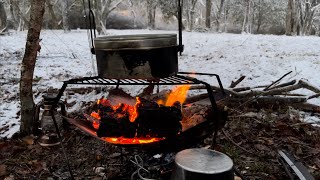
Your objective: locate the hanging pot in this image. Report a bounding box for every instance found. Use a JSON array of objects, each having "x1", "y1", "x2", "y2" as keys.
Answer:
[{"x1": 94, "y1": 34, "x2": 179, "y2": 79}]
